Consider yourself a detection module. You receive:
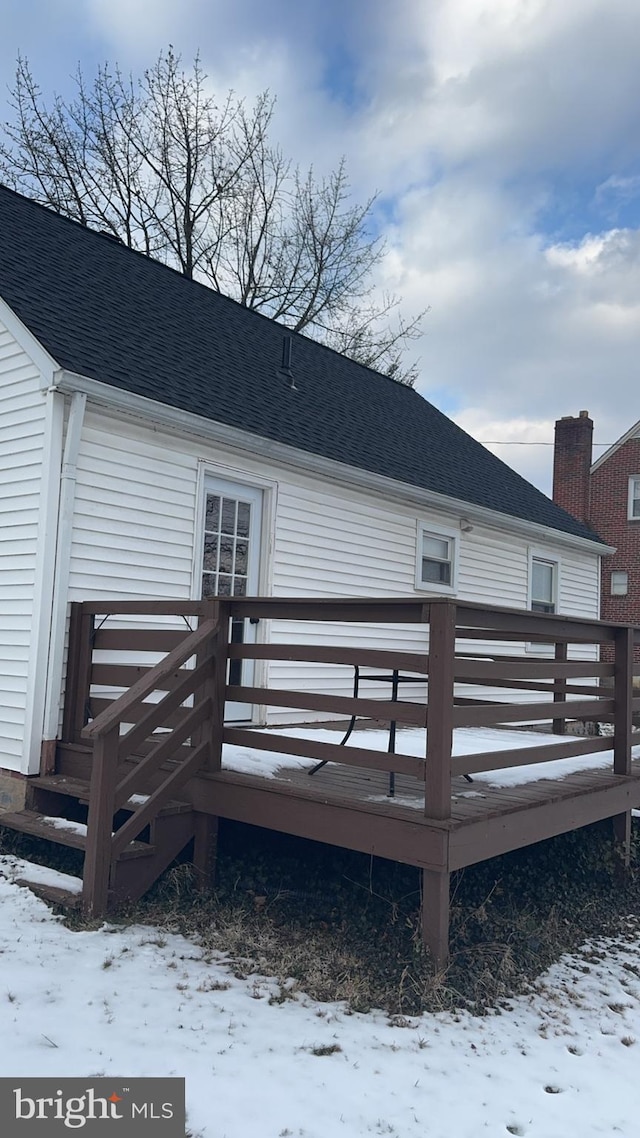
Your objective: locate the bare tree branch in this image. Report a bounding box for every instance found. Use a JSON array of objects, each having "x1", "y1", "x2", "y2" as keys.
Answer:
[{"x1": 0, "y1": 49, "x2": 424, "y2": 383}]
